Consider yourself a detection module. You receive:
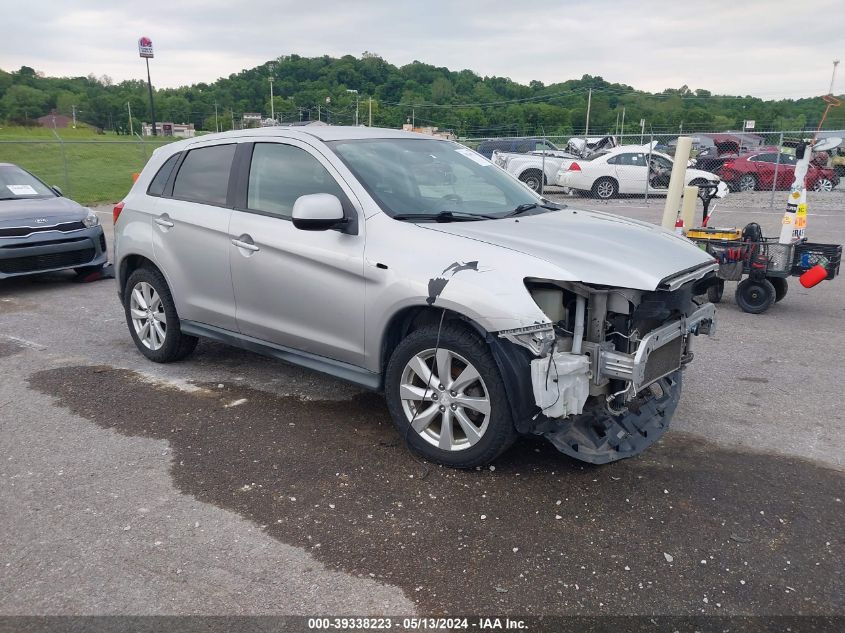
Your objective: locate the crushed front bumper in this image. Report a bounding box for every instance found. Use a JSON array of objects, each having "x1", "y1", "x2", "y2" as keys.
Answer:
[{"x1": 596, "y1": 301, "x2": 716, "y2": 393}]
